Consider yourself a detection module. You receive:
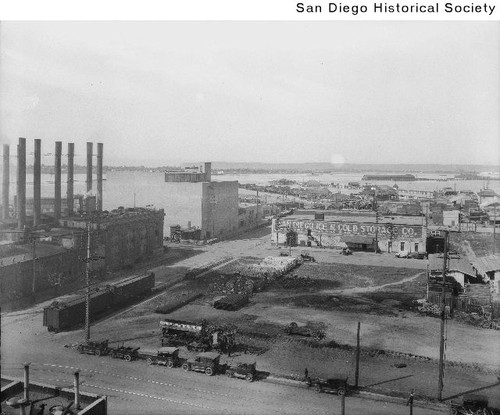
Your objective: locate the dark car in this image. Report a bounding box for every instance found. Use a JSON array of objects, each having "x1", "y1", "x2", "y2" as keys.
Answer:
[
  {"x1": 226, "y1": 362, "x2": 257, "y2": 382},
  {"x1": 76, "y1": 340, "x2": 110, "y2": 356},
  {"x1": 408, "y1": 252, "x2": 427, "y2": 259},
  {"x1": 142, "y1": 347, "x2": 180, "y2": 368},
  {"x1": 182, "y1": 352, "x2": 221, "y2": 376},
  {"x1": 313, "y1": 377, "x2": 348, "y2": 395}
]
